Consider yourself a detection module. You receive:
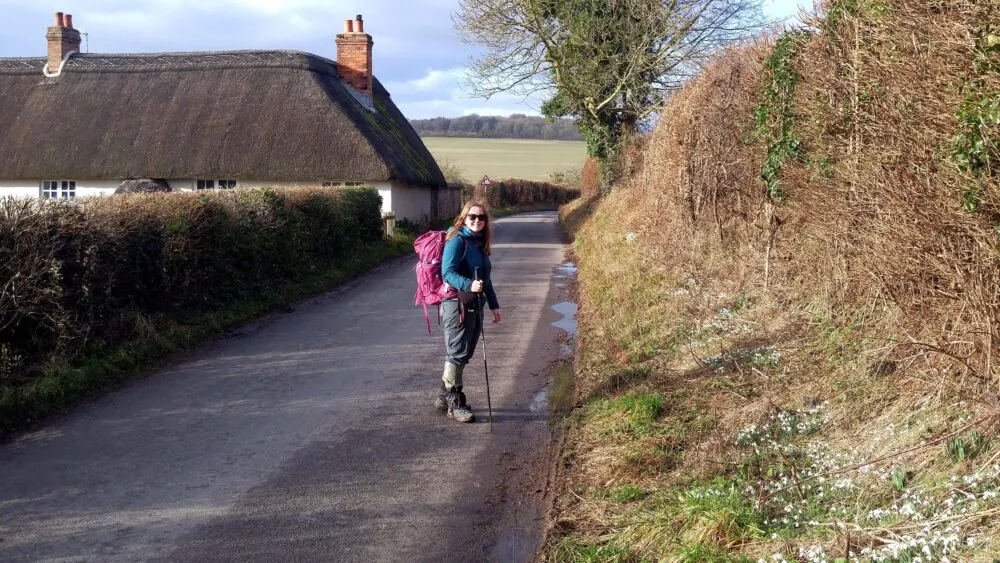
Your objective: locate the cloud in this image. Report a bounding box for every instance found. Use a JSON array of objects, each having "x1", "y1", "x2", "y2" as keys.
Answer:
[
  {"x1": 411, "y1": 69, "x2": 466, "y2": 92},
  {"x1": 383, "y1": 67, "x2": 550, "y2": 119},
  {"x1": 0, "y1": 0, "x2": 485, "y2": 117},
  {"x1": 0, "y1": 0, "x2": 810, "y2": 120}
]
